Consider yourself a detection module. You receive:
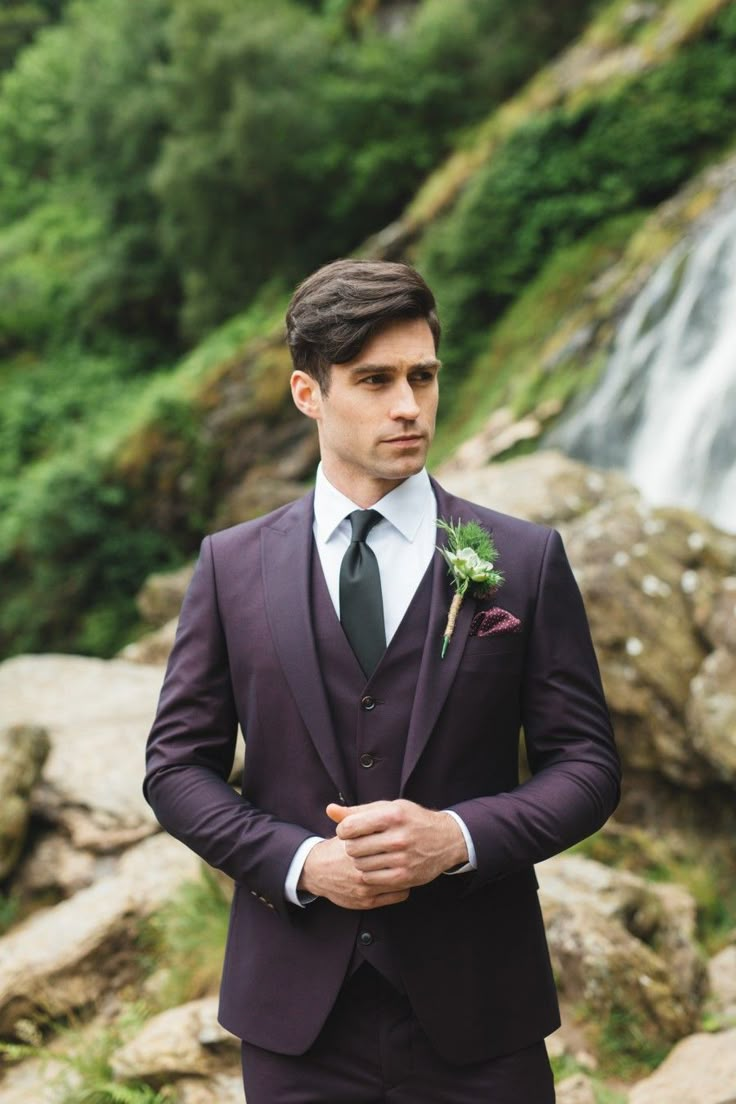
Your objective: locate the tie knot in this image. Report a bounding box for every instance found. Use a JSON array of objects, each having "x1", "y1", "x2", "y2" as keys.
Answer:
[{"x1": 348, "y1": 509, "x2": 382, "y2": 544}]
